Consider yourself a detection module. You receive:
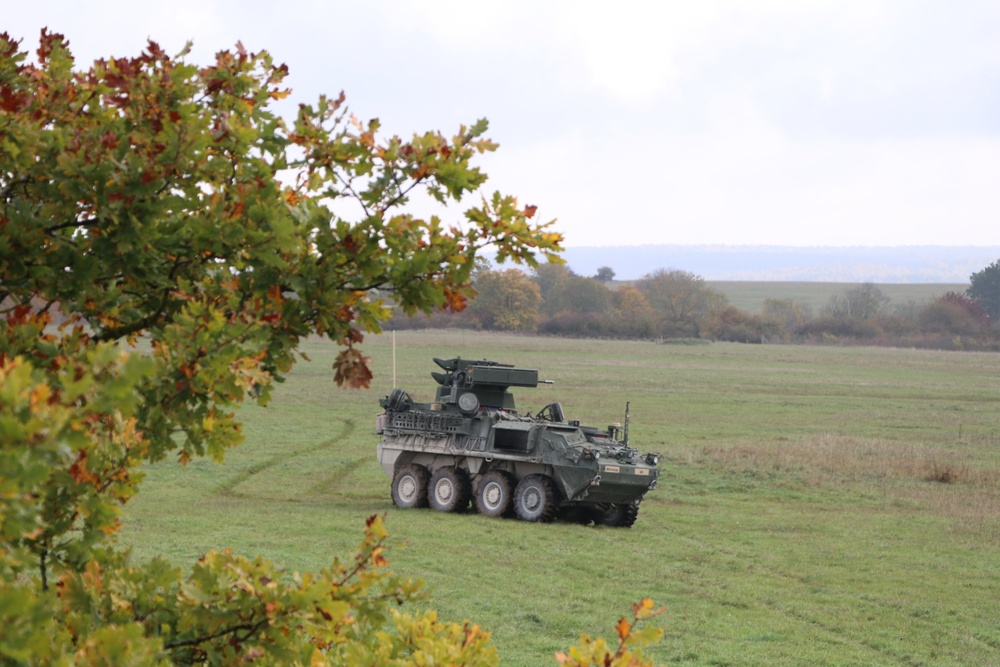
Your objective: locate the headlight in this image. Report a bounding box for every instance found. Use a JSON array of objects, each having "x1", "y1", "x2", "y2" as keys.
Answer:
[{"x1": 646, "y1": 453, "x2": 659, "y2": 466}]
